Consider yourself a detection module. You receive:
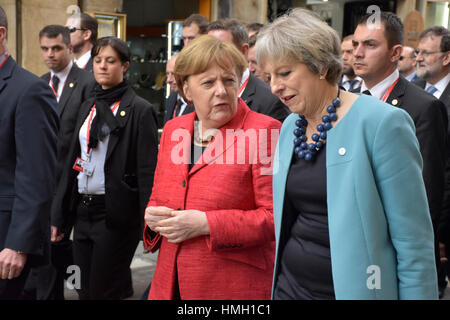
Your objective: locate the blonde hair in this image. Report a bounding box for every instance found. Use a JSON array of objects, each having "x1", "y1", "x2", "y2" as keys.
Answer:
[
  {"x1": 255, "y1": 8, "x2": 342, "y2": 84},
  {"x1": 175, "y1": 35, "x2": 247, "y2": 101}
]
